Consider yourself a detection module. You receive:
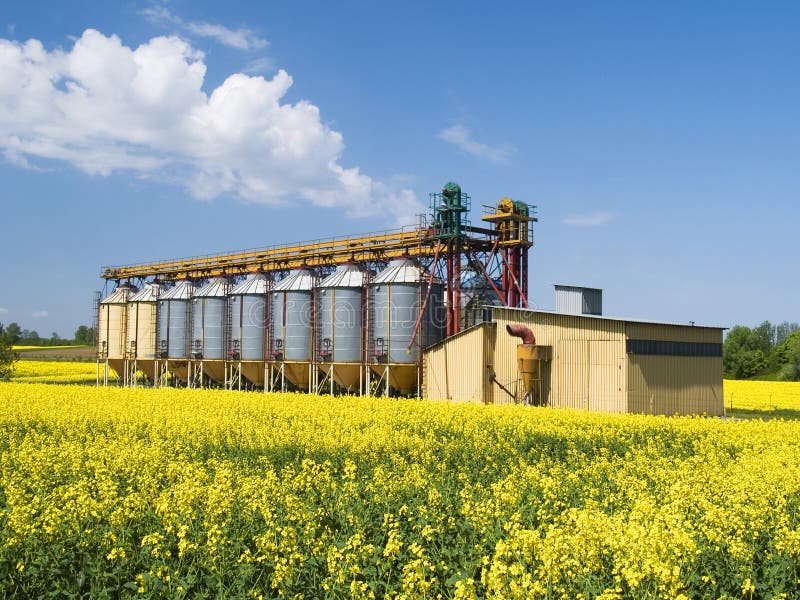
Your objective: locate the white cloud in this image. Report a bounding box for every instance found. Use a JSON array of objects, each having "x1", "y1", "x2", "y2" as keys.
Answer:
[
  {"x1": 243, "y1": 57, "x2": 274, "y2": 75},
  {"x1": 32, "y1": 310, "x2": 48, "y2": 318},
  {"x1": 0, "y1": 30, "x2": 422, "y2": 225},
  {"x1": 0, "y1": 307, "x2": 8, "y2": 314},
  {"x1": 563, "y1": 211, "x2": 614, "y2": 227},
  {"x1": 185, "y1": 22, "x2": 267, "y2": 51},
  {"x1": 3, "y1": 148, "x2": 38, "y2": 170},
  {"x1": 141, "y1": 6, "x2": 267, "y2": 51},
  {"x1": 438, "y1": 124, "x2": 513, "y2": 163}
]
